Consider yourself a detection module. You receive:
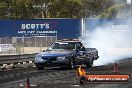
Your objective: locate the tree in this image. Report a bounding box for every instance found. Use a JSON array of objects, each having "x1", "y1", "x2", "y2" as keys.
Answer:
[
  {"x1": 0, "y1": 0, "x2": 120, "y2": 19},
  {"x1": 31, "y1": 0, "x2": 55, "y2": 18},
  {"x1": 32, "y1": 0, "x2": 83, "y2": 18},
  {"x1": 0, "y1": 0, "x2": 33, "y2": 19},
  {"x1": 81, "y1": 0, "x2": 114, "y2": 18},
  {"x1": 0, "y1": 0, "x2": 83, "y2": 18},
  {"x1": 0, "y1": 1, "x2": 8, "y2": 18},
  {"x1": 48, "y1": 0, "x2": 83, "y2": 18},
  {"x1": 10, "y1": 0, "x2": 33, "y2": 19},
  {"x1": 97, "y1": 3, "x2": 128, "y2": 18}
]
